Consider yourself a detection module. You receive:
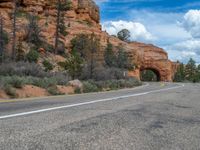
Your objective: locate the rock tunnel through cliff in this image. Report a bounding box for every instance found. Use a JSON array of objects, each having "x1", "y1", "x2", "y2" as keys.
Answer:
[{"x1": 140, "y1": 68, "x2": 161, "y2": 82}]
